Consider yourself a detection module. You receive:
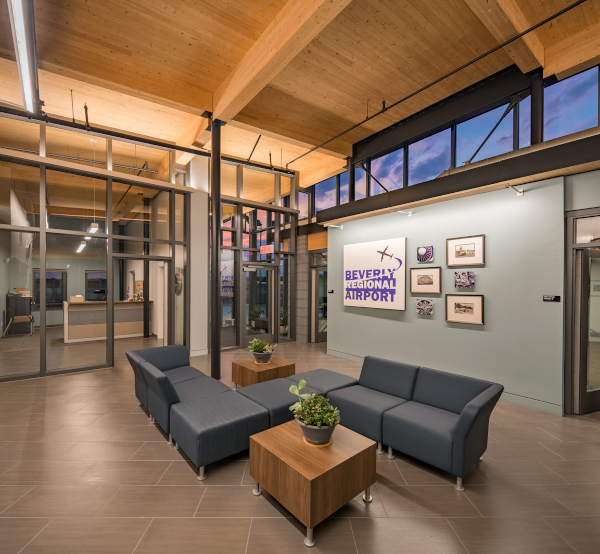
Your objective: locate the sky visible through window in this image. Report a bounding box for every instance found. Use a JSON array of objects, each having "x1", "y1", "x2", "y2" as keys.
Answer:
[
  {"x1": 544, "y1": 67, "x2": 599, "y2": 142},
  {"x1": 371, "y1": 148, "x2": 404, "y2": 195},
  {"x1": 298, "y1": 192, "x2": 309, "y2": 219},
  {"x1": 408, "y1": 128, "x2": 451, "y2": 186},
  {"x1": 456, "y1": 104, "x2": 513, "y2": 165},
  {"x1": 519, "y1": 96, "x2": 531, "y2": 149},
  {"x1": 339, "y1": 172, "x2": 349, "y2": 204},
  {"x1": 355, "y1": 168, "x2": 367, "y2": 199},
  {"x1": 314, "y1": 176, "x2": 336, "y2": 213}
]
